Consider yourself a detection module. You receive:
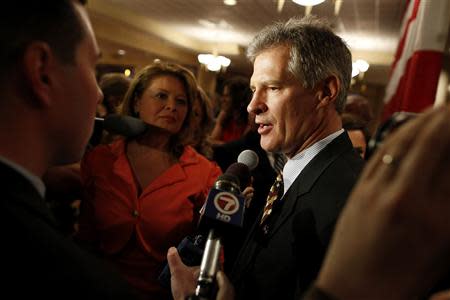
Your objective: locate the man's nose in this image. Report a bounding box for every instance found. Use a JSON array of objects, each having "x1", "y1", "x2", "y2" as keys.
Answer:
[{"x1": 247, "y1": 90, "x2": 266, "y2": 115}]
